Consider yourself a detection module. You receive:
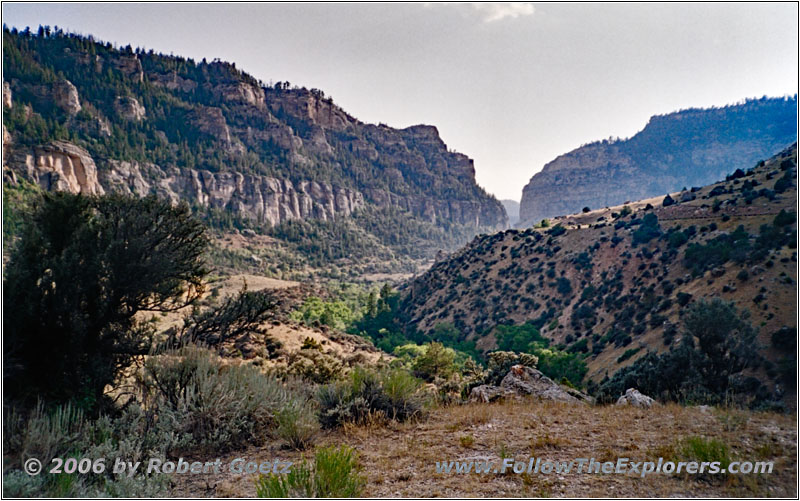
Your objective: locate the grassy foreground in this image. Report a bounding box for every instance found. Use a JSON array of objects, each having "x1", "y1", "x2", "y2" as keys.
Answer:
[{"x1": 172, "y1": 399, "x2": 796, "y2": 497}]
